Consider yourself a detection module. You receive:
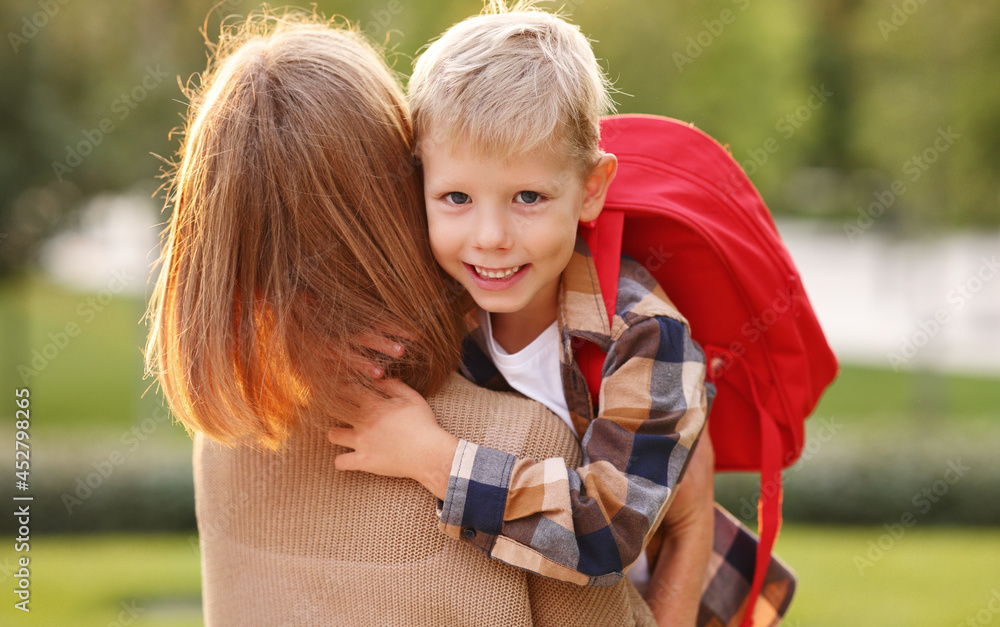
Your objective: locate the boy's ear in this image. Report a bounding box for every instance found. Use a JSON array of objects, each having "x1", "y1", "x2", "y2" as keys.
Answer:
[{"x1": 579, "y1": 153, "x2": 617, "y2": 224}]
